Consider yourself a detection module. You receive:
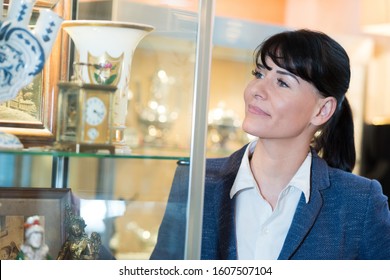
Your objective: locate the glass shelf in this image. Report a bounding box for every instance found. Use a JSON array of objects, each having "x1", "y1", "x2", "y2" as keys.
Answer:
[{"x1": 0, "y1": 148, "x2": 190, "y2": 162}]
